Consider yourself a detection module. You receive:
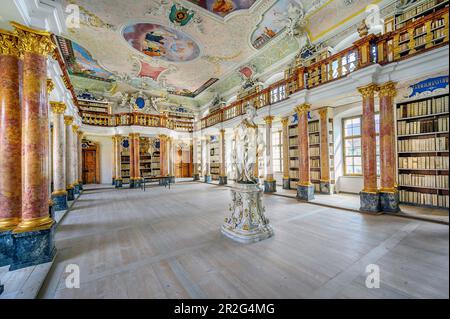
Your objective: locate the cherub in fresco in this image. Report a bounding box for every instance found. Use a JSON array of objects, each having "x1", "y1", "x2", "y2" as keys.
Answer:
[
  {"x1": 264, "y1": 27, "x2": 276, "y2": 38},
  {"x1": 212, "y1": 0, "x2": 234, "y2": 15}
]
